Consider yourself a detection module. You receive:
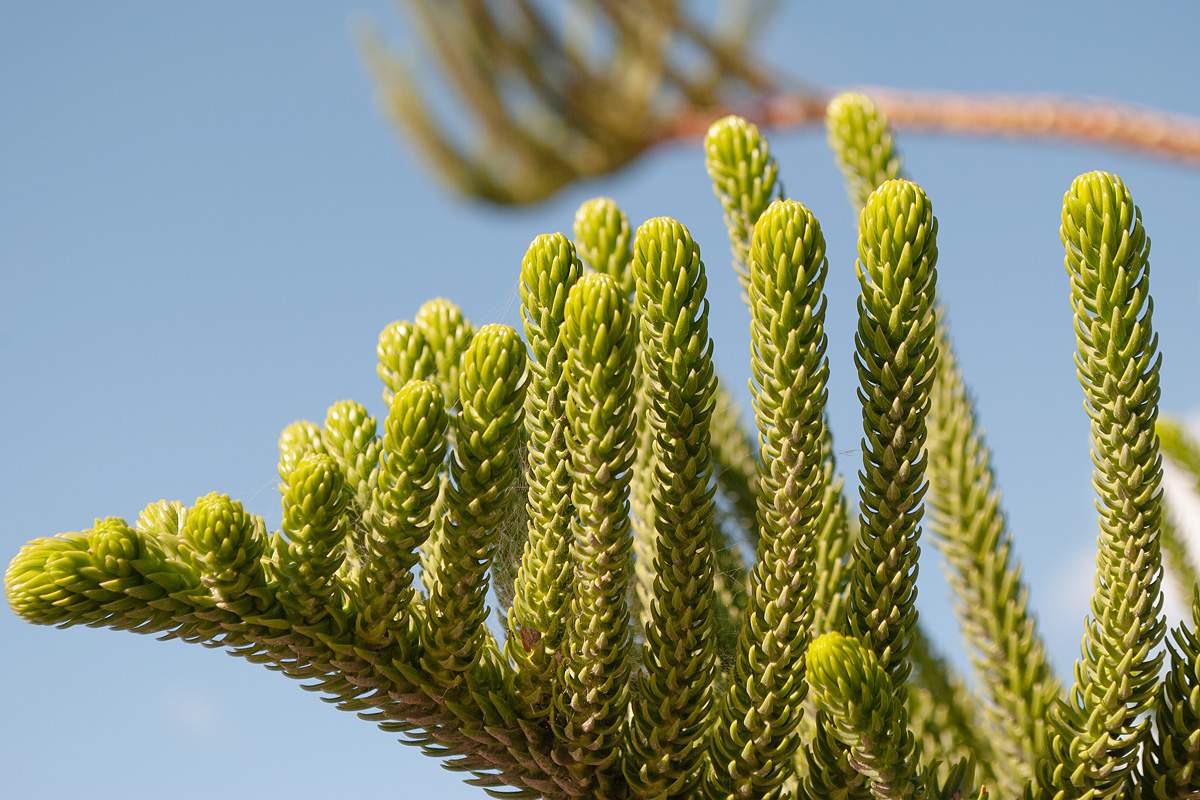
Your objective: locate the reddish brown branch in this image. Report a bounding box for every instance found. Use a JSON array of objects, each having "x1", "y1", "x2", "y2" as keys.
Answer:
[{"x1": 660, "y1": 88, "x2": 1200, "y2": 166}]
